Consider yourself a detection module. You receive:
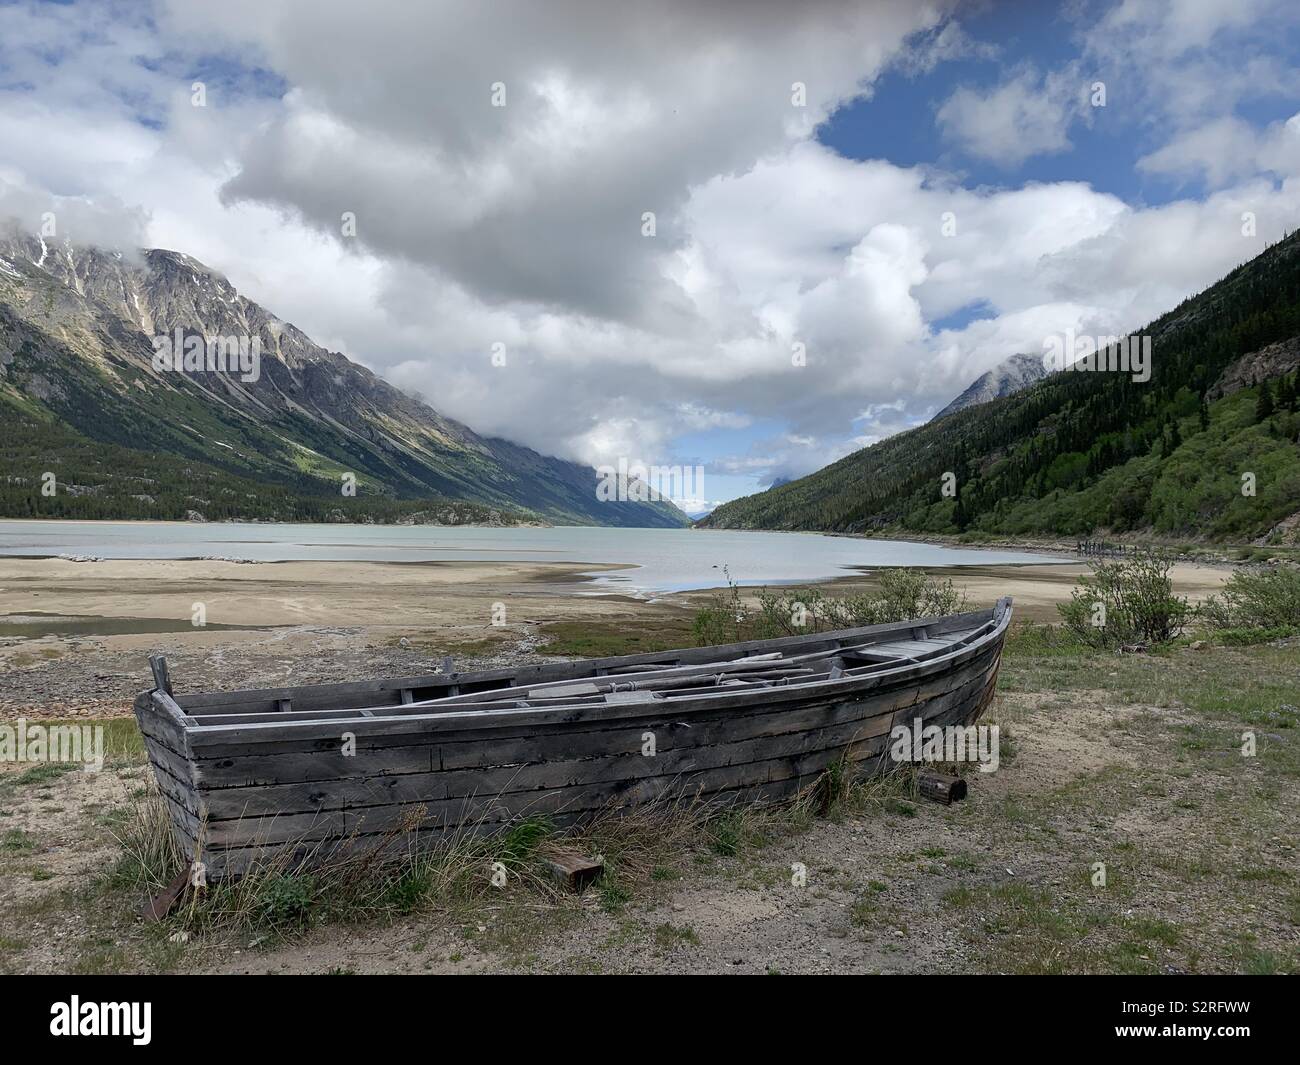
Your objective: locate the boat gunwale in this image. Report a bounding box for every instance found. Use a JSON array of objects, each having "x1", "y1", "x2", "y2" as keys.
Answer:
[
  {"x1": 168, "y1": 600, "x2": 1013, "y2": 744},
  {"x1": 164, "y1": 603, "x2": 1005, "y2": 715},
  {"x1": 183, "y1": 617, "x2": 998, "y2": 727}
]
